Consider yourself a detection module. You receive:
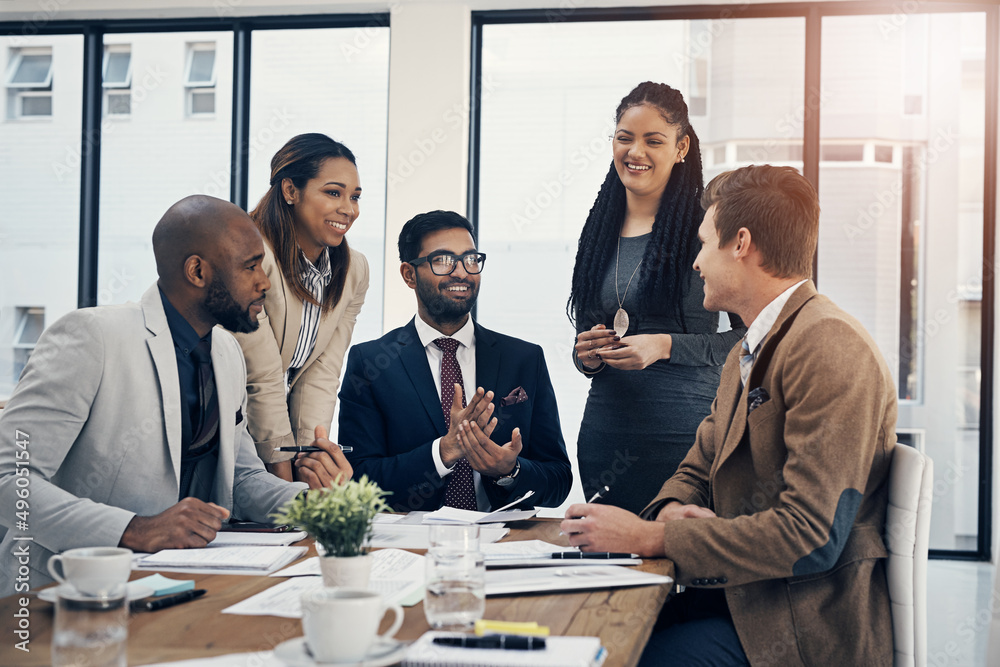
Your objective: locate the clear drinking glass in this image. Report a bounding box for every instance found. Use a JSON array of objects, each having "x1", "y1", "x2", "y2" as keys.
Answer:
[
  {"x1": 51, "y1": 586, "x2": 128, "y2": 667},
  {"x1": 424, "y1": 524, "x2": 485, "y2": 630},
  {"x1": 428, "y1": 524, "x2": 481, "y2": 552}
]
